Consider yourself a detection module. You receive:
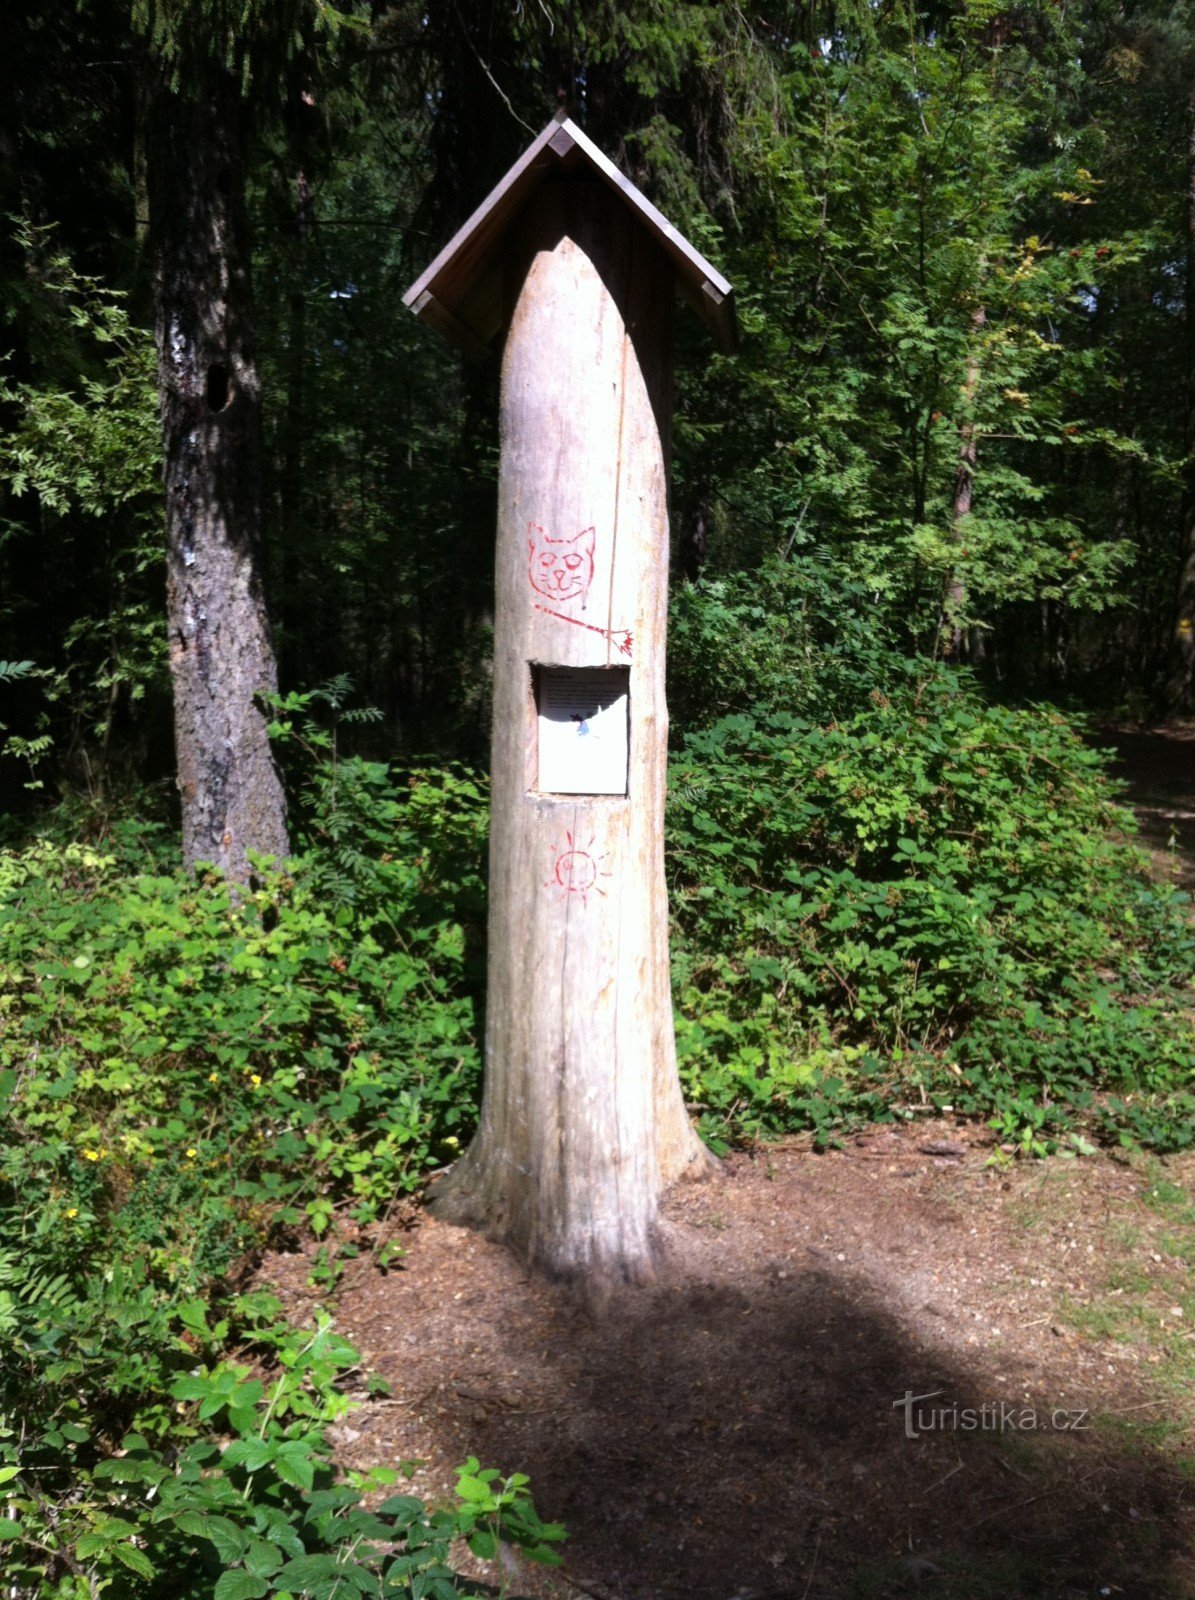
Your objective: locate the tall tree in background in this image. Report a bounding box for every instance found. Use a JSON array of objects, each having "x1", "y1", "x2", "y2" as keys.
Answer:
[
  {"x1": 1060, "y1": 0, "x2": 1195, "y2": 704},
  {"x1": 136, "y1": 0, "x2": 314, "y2": 877},
  {"x1": 1170, "y1": 50, "x2": 1195, "y2": 707}
]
